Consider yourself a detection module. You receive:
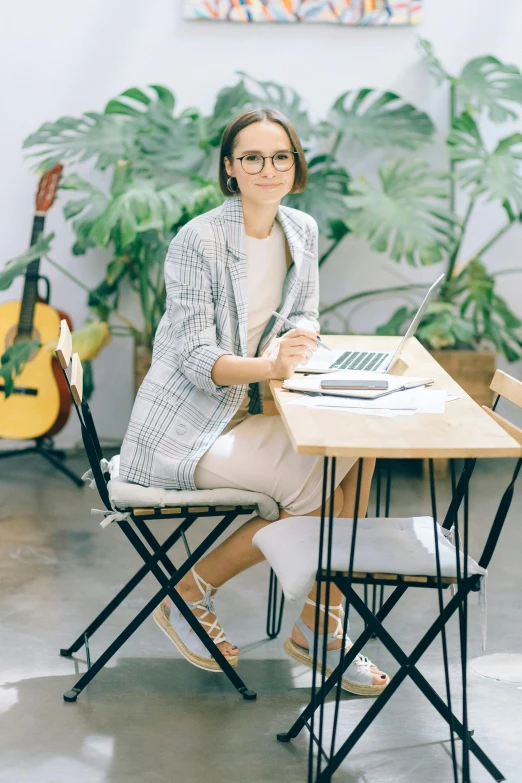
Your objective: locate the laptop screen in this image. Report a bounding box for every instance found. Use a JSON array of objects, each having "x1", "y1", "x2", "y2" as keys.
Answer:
[{"x1": 390, "y1": 273, "x2": 445, "y2": 364}]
